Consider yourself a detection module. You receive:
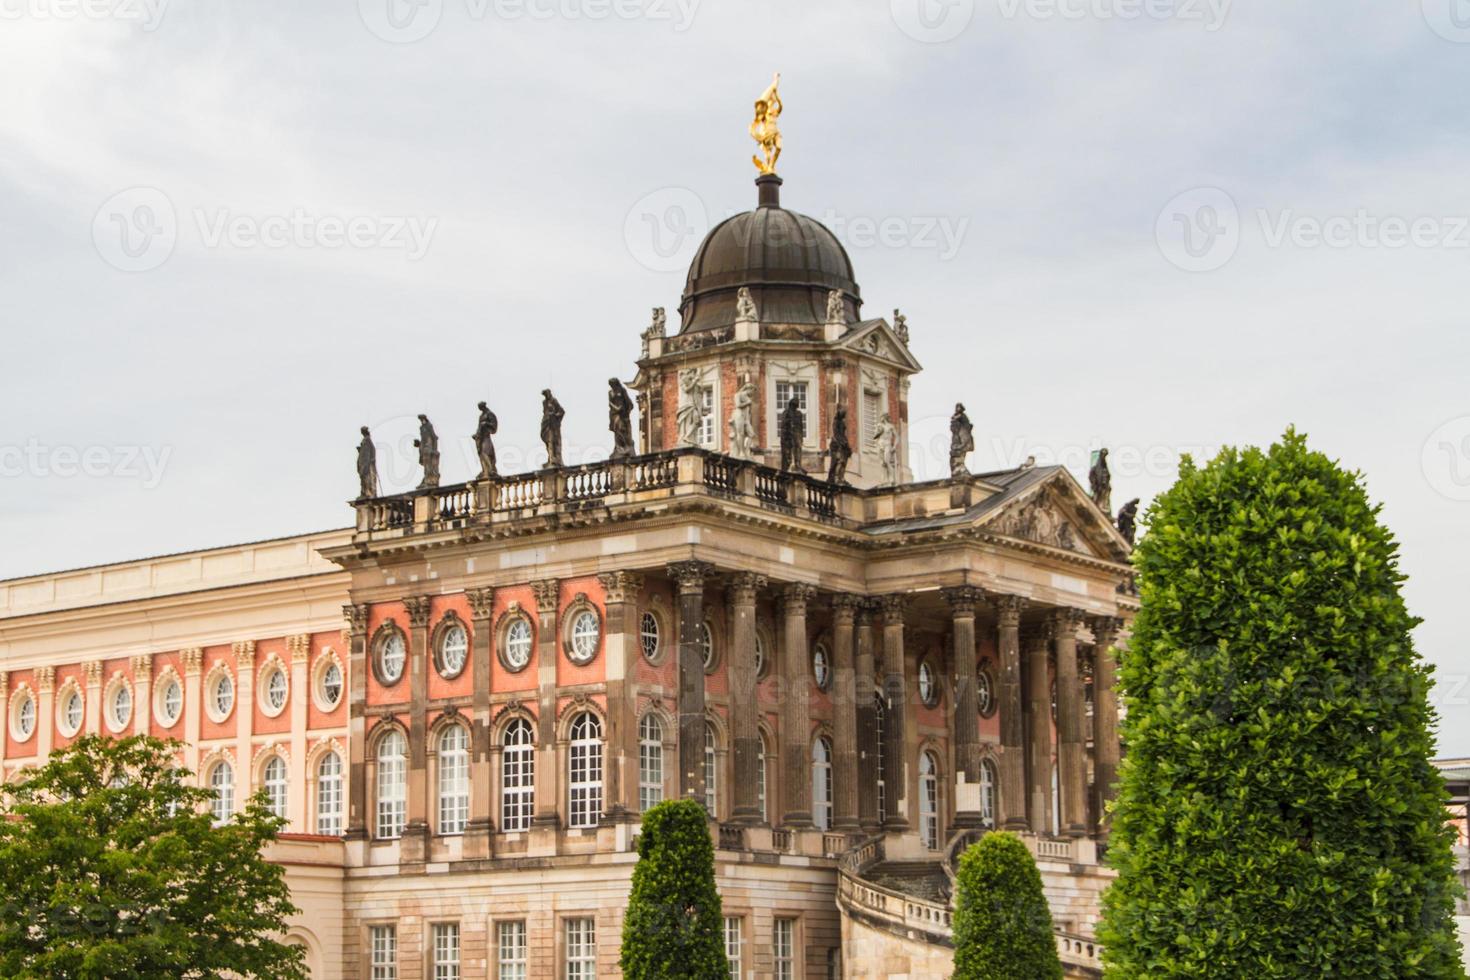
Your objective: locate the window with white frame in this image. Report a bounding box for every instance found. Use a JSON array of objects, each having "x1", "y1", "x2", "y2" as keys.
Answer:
[
  {"x1": 1051, "y1": 764, "x2": 1061, "y2": 835},
  {"x1": 920, "y1": 751, "x2": 940, "y2": 850},
  {"x1": 211, "y1": 671, "x2": 234, "y2": 720},
  {"x1": 209, "y1": 760, "x2": 234, "y2": 824},
  {"x1": 376, "y1": 730, "x2": 407, "y2": 839},
  {"x1": 501, "y1": 718, "x2": 534, "y2": 832},
  {"x1": 980, "y1": 758, "x2": 997, "y2": 827},
  {"x1": 565, "y1": 917, "x2": 596, "y2": 980},
  {"x1": 724, "y1": 916, "x2": 743, "y2": 980},
  {"x1": 262, "y1": 665, "x2": 288, "y2": 713},
  {"x1": 568, "y1": 609, "x2": 601, "y2": 665},
  {"x1": 698, "y1": 384, "x2": 716, "y2": 446},
  {"x1": 438, "y1": 725, "x2": 470, "y2": 835},
  {"x1": 59, "y1": 688, "x2": 83, "y2": 736},
  {"x1": 874, "y1": 695, "x2": 887, "y2": 819},
  {"x1": 320, "y1": 660, "x2": 343, "y2": 707},
  {"x1": 774, "y1": 918, "x2": 796, "y2": 980},
  {"x1": 638, "y1": 713, "x2": 663, "y2": 813},
  {"x1": 263, "y1": 755, "x2": 288, "y2": 821},
  {"x1": 775, "y1": 381, "x2": 810, "y2": 438},
  {"x1": 812, "y1": 736, "x2": 833, "y2": 831},
  {"x1": 156, "y1": 677, "x2": 182, "y2": 727},
  {"x1": 758, "y1": 732, "x2": 769, "y2": 823},
  {"x1": 704, "y1": 723, "x2": 719, "y2": 816},
  {"x1": 697, "y1": 621, "x2": 715, "y2": 670},
  {"x1": 437, "y1": 622, "x2": 469, "y2": 679},
  {"x1": 432, "y1": 922, "x2": 460, "y2": 980},
  {"x1": 109, "y1": 683, "x2": 132, "y2": 731},
  {"x1": 497, "y1": 920, "x2": 528, "y2": 980},
  {"x1": 369, "y1": 924, "x2": 397, "y2": 980},
  {"x1": 862, "y1": 389, "x2": 883, "y2": 451},
  {"x1": 502, "y1": 616, "x2": 533, "y2": 672},
  {"x1": 317, "y1": 751, "x2": 343, "y2": 835},
  {"x1": 567, "y1": 713, "x2": 603, "y2": 829},
  {"x1": 639, "y1": 611, "x2": 661, "y2": 662}
]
